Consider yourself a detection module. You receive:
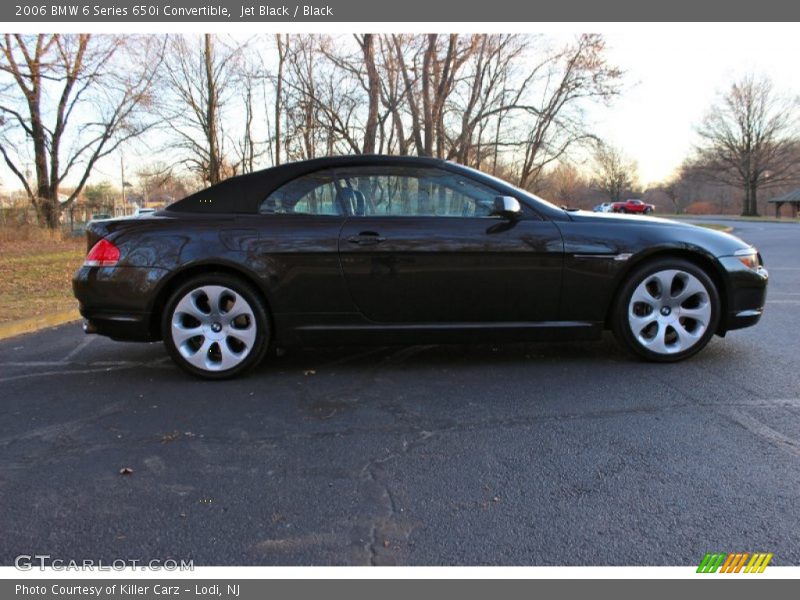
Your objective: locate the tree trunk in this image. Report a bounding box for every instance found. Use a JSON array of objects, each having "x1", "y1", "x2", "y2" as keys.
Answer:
[
  {"x1": 421, "y1": 35, "x2": 436, "y2": 157},
  {"x1": 204, "y1": 34, "x2": 221, "y2": 184},
  {"x1": 743, "y1": 181, "x2": 760, "y2": 217},
  {"x1": 752, "y1": 181, "x2": 760, "y2": 216},
  {"x1": 41, "y1": 190, "x2": 60, "y2": 229},
  {"x1": 275, "y1": 34, "x2": 286, "y2": 166},
  {"x1": 361, "y1": 34, "x2": 380, "y2": 155}
]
